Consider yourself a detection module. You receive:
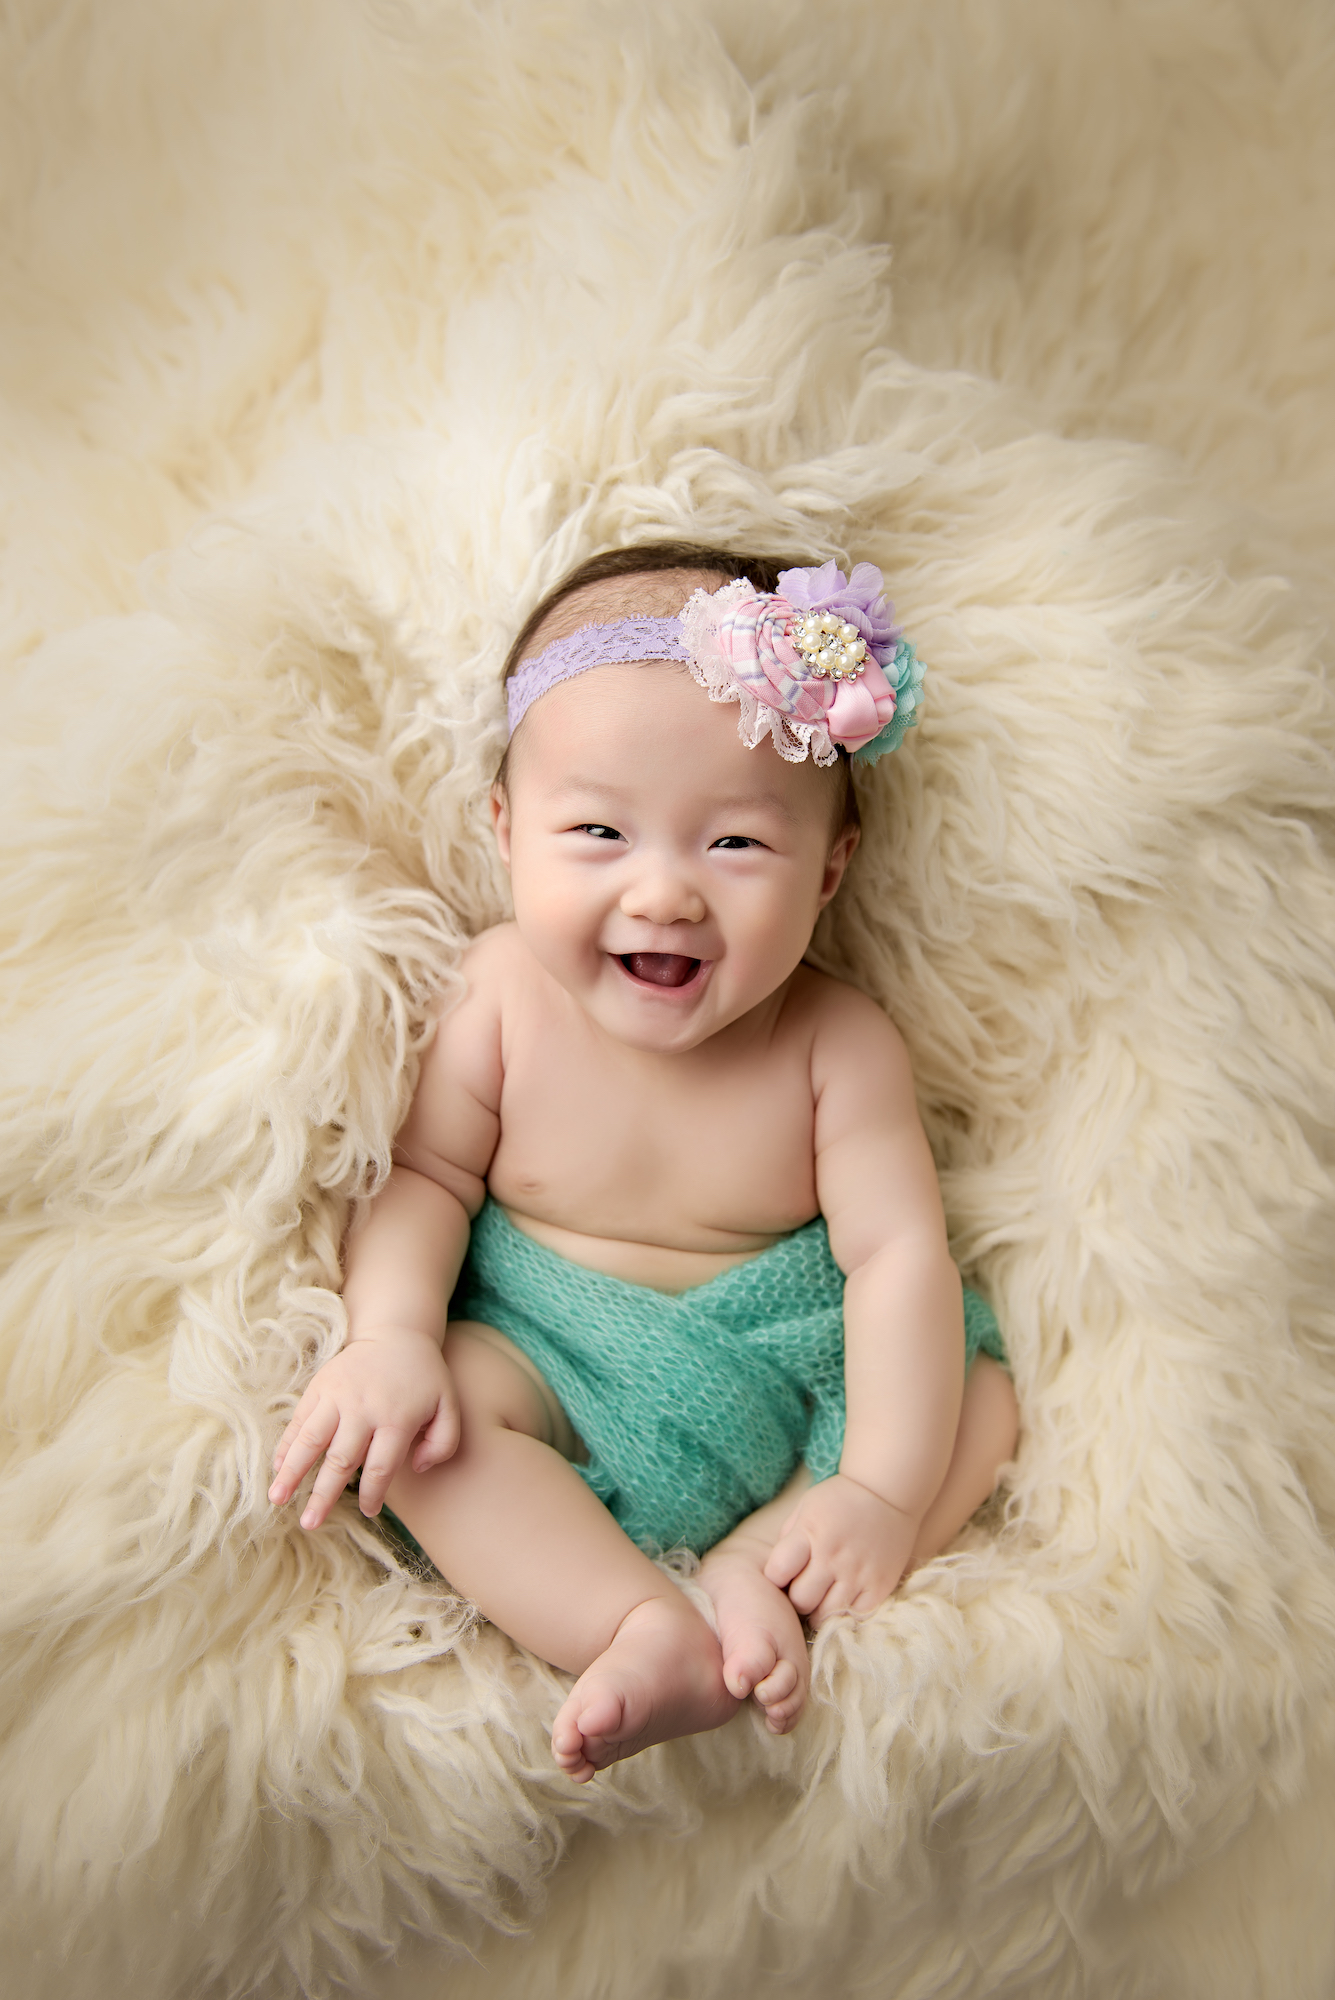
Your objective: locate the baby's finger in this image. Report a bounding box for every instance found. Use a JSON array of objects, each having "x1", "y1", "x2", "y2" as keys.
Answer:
[
  {"x1": 356, "y1": 1425, "x2": 416, "y2": 1518},
  {"x1": 268, "y1": 1397, "x2": 340, "y2": 1505},
  {"x1": 412, "y1": 1395, "x2": 461, "y2": 1472},
  {"x1": 763, "y1": 1530, "x2": 812, "y2": 1592},
  {"x1": 785, "y1": 1556, "x2": 838, "y2": 1619},
  {"x1": 299, "y1": 1421, "x2": 371, "y2": 1530},
  {"x1": 271, "y1": 1386, "x2": 324, "y2": 1474},
  {"x1": 805, "y1": 1578, "x2": 858, "y2": 1628}
]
